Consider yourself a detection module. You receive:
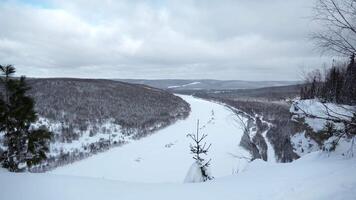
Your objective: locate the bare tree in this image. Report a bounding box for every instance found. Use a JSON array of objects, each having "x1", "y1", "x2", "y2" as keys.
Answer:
[
  {"x1": 232, "y1": 110, "x2": 258, "y2": 162},
  {"x1": 313, "y1": 0, "x2": 356, "y2": 56}
]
